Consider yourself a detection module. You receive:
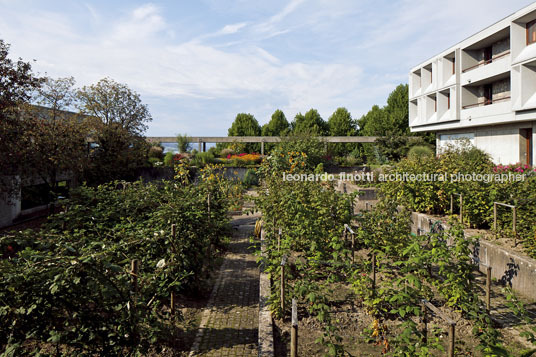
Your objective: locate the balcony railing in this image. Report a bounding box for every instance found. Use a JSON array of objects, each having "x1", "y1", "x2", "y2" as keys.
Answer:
[
  {"x1": 462, "y1": 96, "x2": 511, "y2": 109},
  {"x1": 462, "y1": 50, "x2": 510, "y2": 73}
]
